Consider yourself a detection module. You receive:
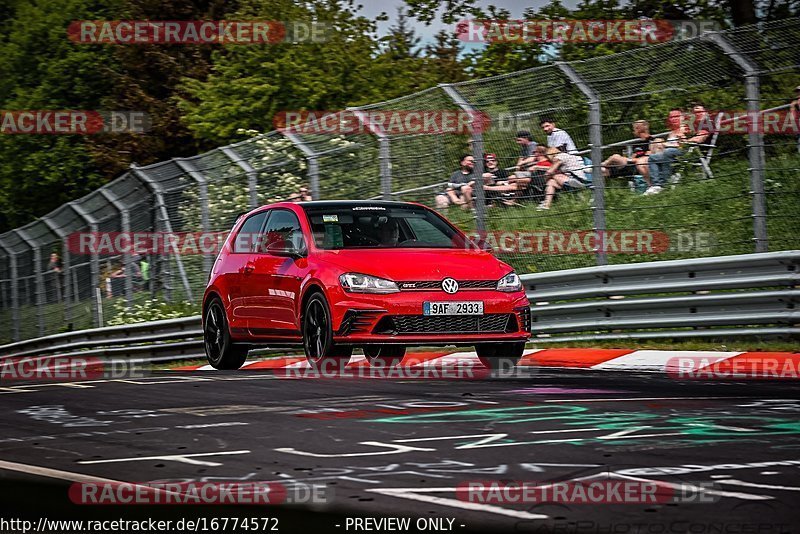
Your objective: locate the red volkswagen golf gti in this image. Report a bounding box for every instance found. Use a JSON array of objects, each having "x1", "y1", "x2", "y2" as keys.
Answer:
[{"x1": 202, "y1": 200, "x2": 531, "y2": 370}]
